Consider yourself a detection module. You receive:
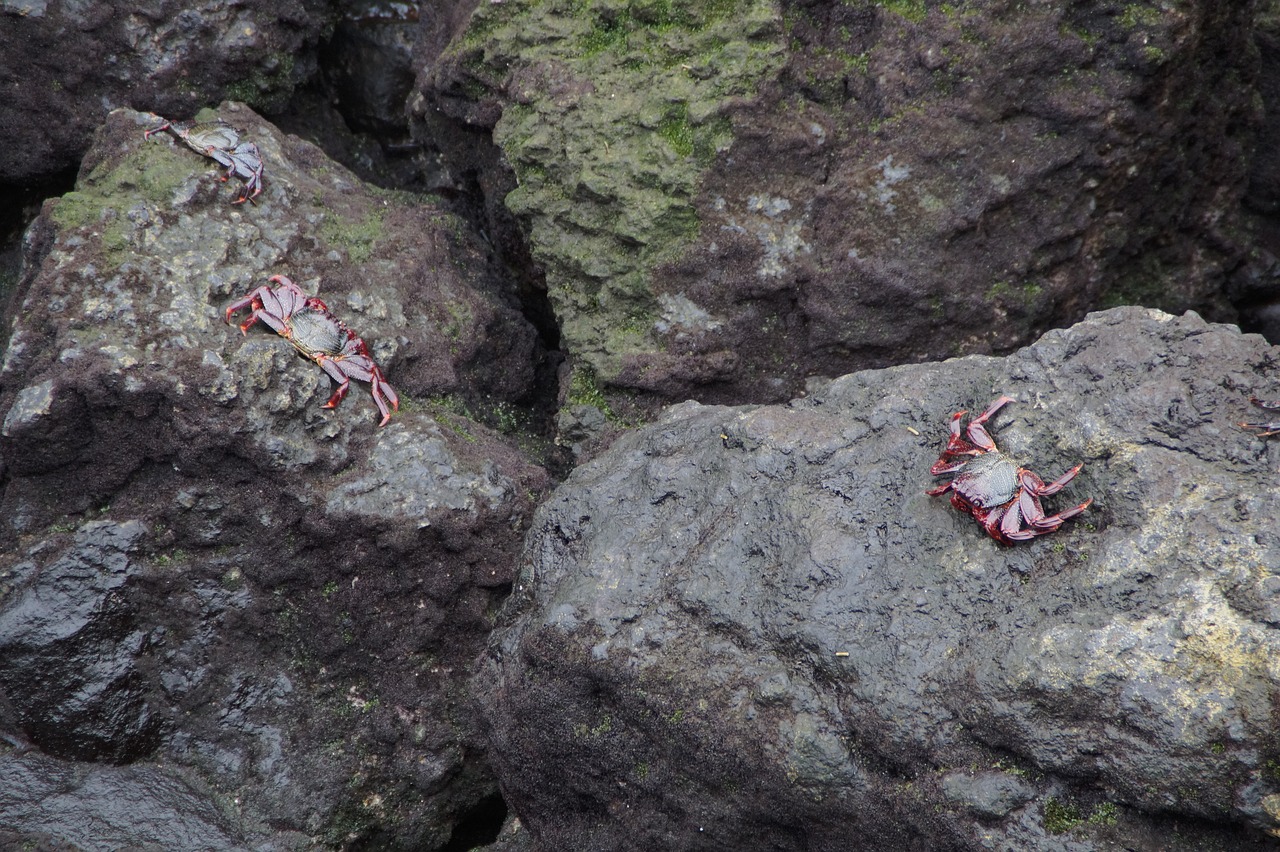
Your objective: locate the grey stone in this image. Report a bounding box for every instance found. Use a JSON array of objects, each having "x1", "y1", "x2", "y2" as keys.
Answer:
[
  {"x1": 1, "y1": 379, "x2": 54, "y2": 436},
  {"x1": 477, "y1": 308, "x2": 1280, "y2": 851},
  {"x1": 942, "y1": 771, "x2": 1033, "y2": 819}
]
